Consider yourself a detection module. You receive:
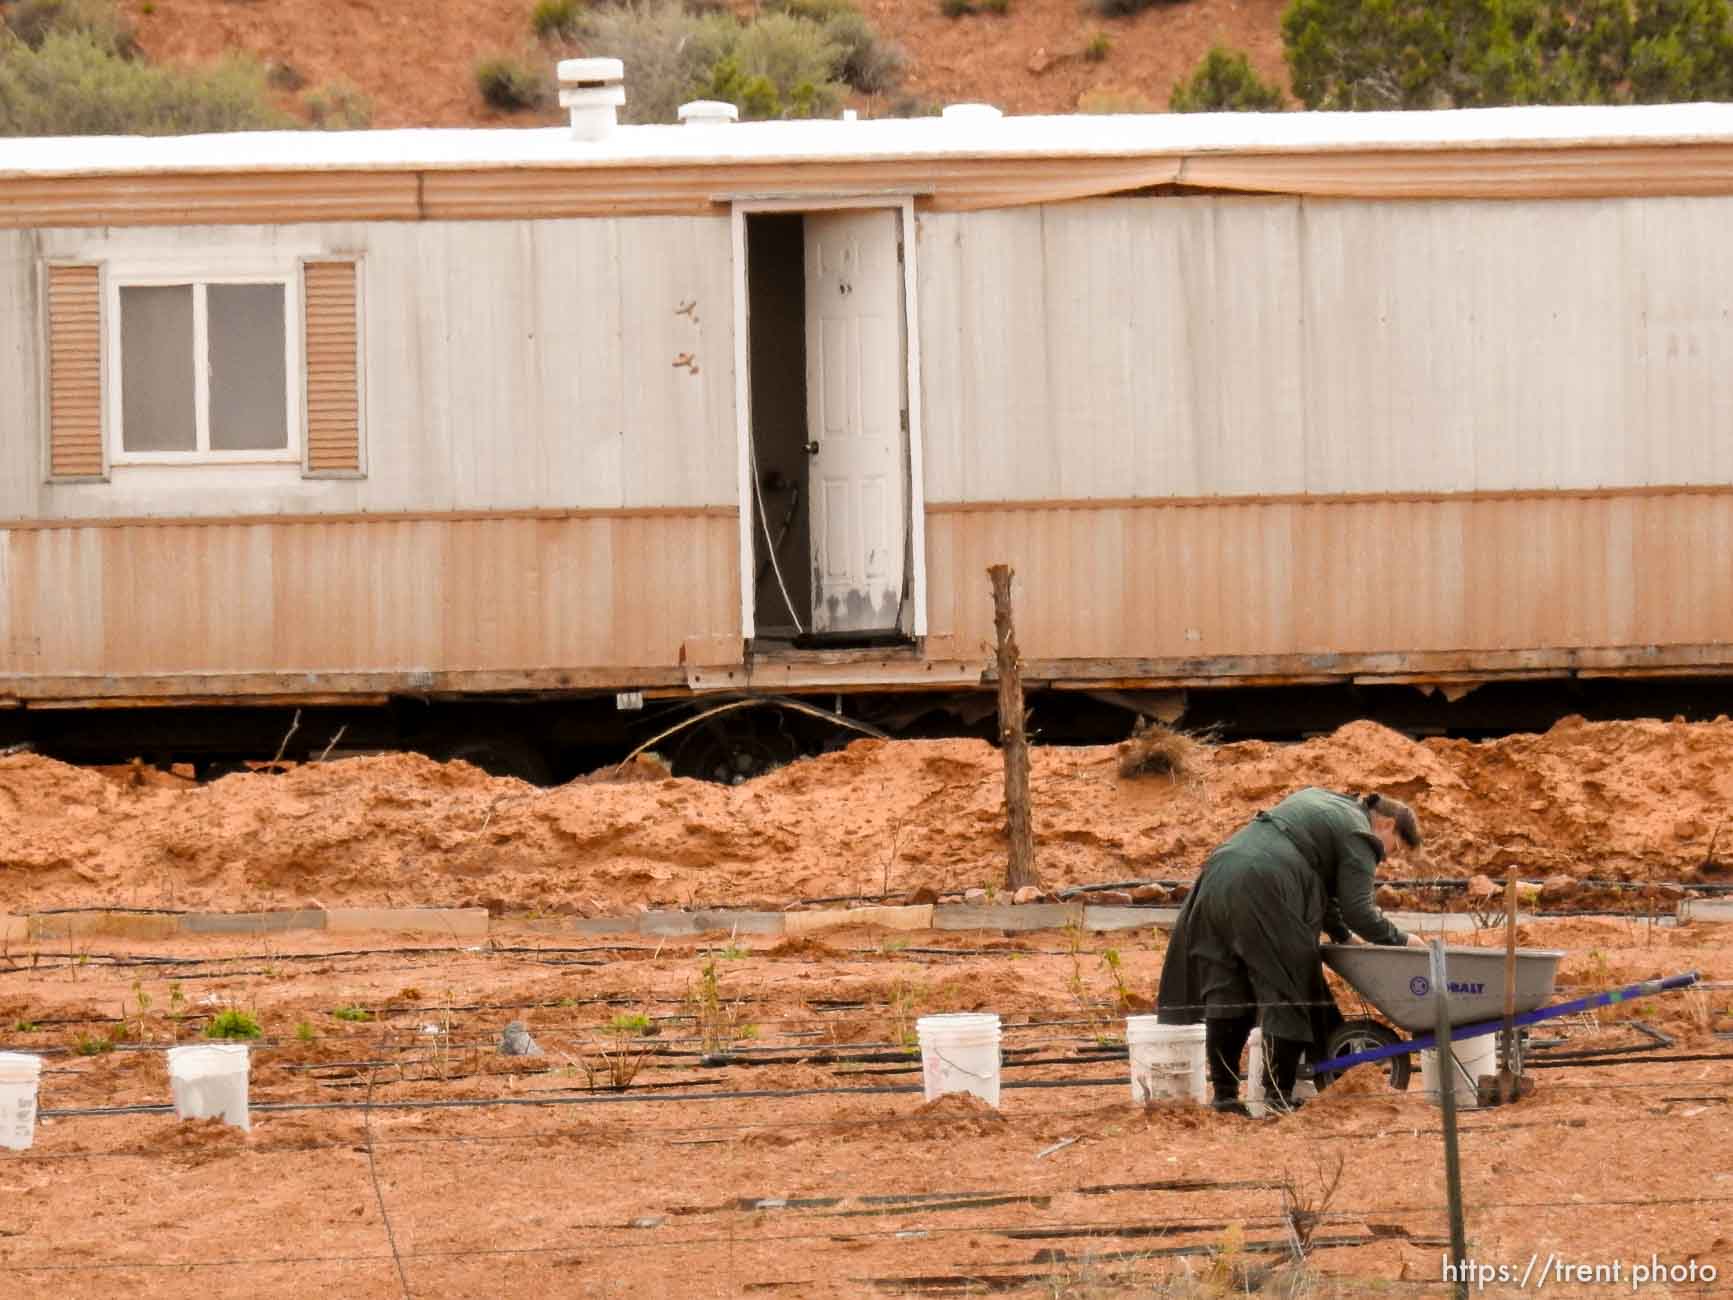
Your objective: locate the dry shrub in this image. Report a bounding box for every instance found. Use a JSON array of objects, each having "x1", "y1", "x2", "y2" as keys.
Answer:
[{"x1": 1117, "y1": 720, "x2": 1208, "y2": 780}]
